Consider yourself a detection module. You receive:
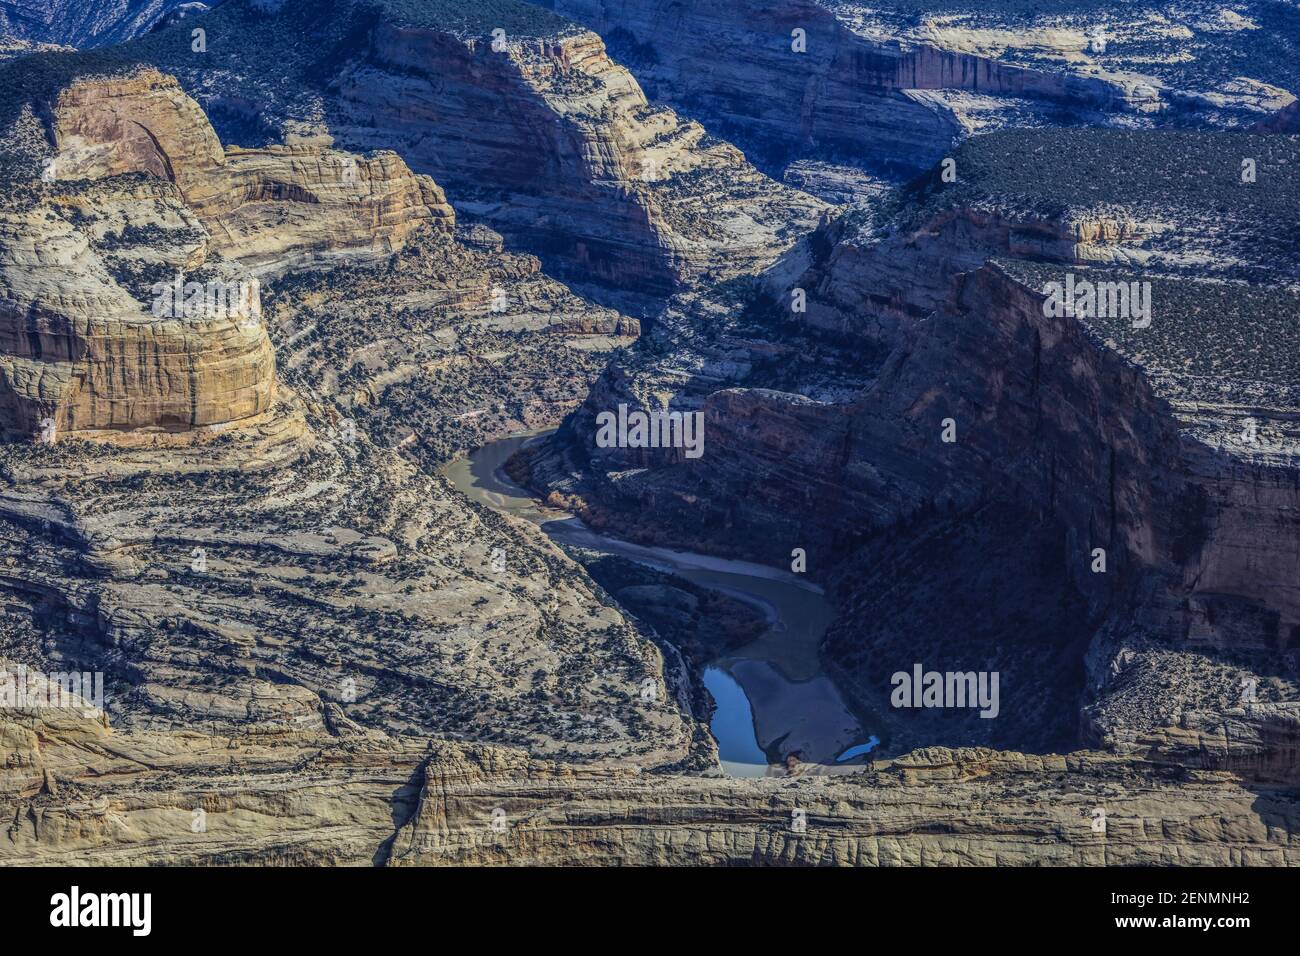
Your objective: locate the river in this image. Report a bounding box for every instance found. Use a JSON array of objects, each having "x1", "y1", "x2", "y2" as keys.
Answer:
[{"x1": 441, "y1": 430, "x2": 878, "y2": 776}]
